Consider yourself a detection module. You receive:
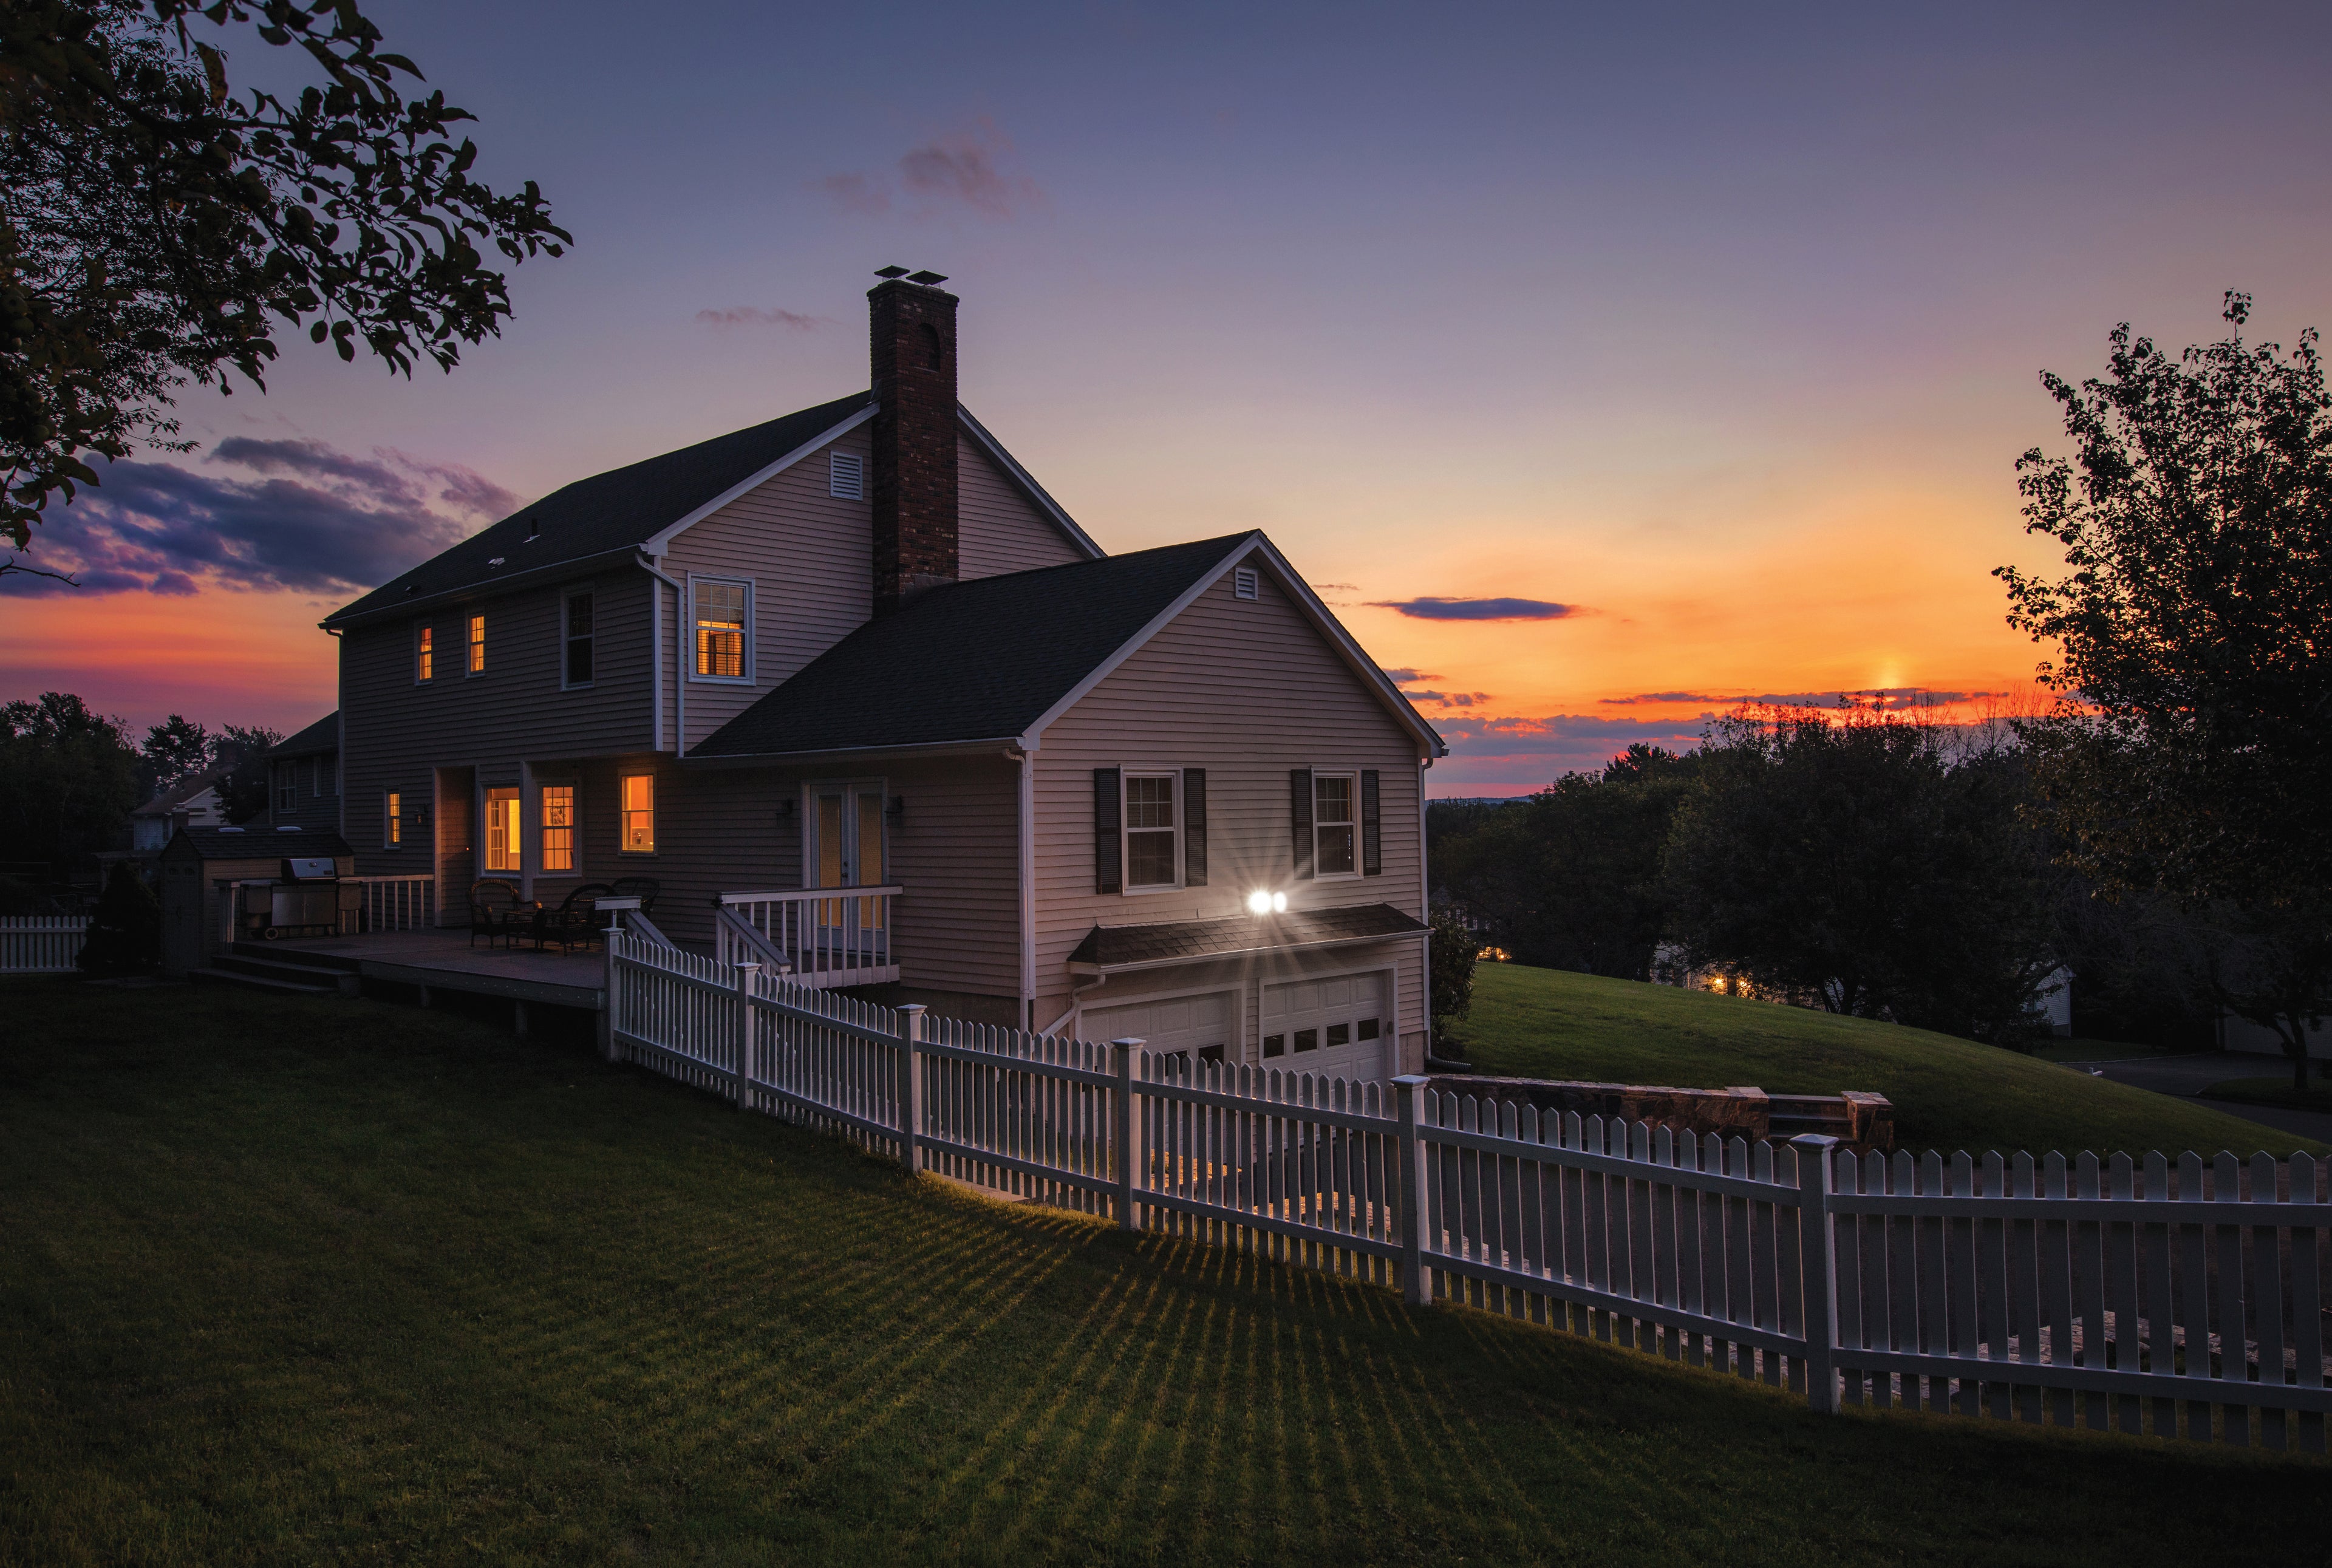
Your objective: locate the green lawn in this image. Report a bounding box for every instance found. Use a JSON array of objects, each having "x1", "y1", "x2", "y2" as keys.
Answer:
[
  {"x1": 1445, "y1": 963, "x2": 2327, "y2": 1160},
  {"x1": 4, "y1": 979, "x2": 2330, "y2": 1566}
]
